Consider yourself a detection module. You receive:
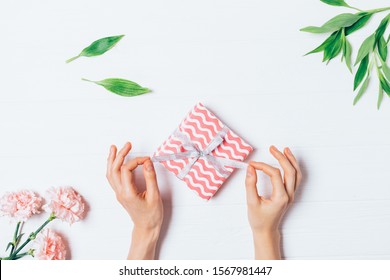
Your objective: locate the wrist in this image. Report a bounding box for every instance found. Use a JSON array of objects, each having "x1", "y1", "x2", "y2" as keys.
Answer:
[
  {"x1": 251, "y1": 229, "x2": 281, "y2": 260},
  {"x1": 252, "y1": 228, "x2": 280, "y2": 240},
  {"x1": 132, "y1": 226, "x2": 161, "y2": 244},
  {"x1": 128, "y1": 227, "x2": 161, "y2": 260}
]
